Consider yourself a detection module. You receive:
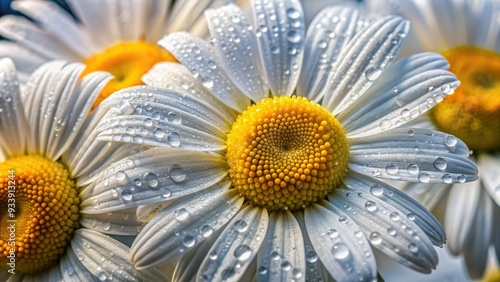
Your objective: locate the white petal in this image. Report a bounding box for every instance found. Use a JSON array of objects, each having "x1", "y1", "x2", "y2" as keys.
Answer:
[
  {"x1": 70, "y1": 229, "x2": 166, "y2": 281},
  {"x1": 330, "y1": 188, "x2": 438, "y2": 272},
  {"x1": 131, "y1": 187, "x2": 243, "y2": 268},
  {"x1": 80, "y1": 148, "x2": 229, "y2": 213},
  {"x1": 478, "y1": 153, "x2": 500, "y2": 206},
  {"x1": 445, "y1": 181, "x2": 481, "y2": 255},
  {"x1": 463, "y1": 187, "x2": 493, "y2": 279},
  {"x1": 297, "y1": 6, "x2": 361, "y2": 102},
  {"x1": 23, "y1": 61, "x2": 112, "y2": 159},
  {"x1": 198, "y1": 205, "x2": 269, "y2": 281},
  {"x1": 0, "y1": 16, "x2": 79, "y2": 60},
  {"x1": 494, "y1": 204, "x2": 500, "y2": 262},
  {"x1": 142, "y1": 62, "x2": 238, "y2": 128},
  {"x1": 166, "y1": 0, "x2": 230, "y2": 36},
  {"x1": 135, "y1": 201, "x2": 171, "y2": 223},
  {"x1": 252, "y1": 0, "x2": 305, "y2": 96},
  {"x1": 295, "y1": 211, "x2": 331, "y2": 281},
  {"x1": 323, "y1": 16, "x2": 409, "y2": 114},
  {"x1": 97, "y1": 86, "x2": 228, "y2": 151},
  {"x1": 142, "y1": 0, "x2": 171, "y2": 42},
  {"x1": 63, "y1": 106, "x2": 148, "y2": 184},
  {"x1": 80, "y1": 207, "x2": 142, "y2": 236},
  {"x1": 339, "y1": 53, "x2": 459, "y2": 138},
  {"x1": 342, "y1": 172, "x2": 446, "y2": 247},
  {"x1": 0, "y1": 58, "x2": 28, "y2": 157},
  {"x1": 172, "y1": 229, "x2": 221, "y2": 282},
  {"x1": 206, "y1": 4, "x2": 269, "y2": 101},
  {"x1": 398, "y1": 181, "x2": 449, "y2": 211},
  {"x1": 159, "y1": 32, "x2": 250, "y2": 111},
  {"x1": 0, "y1": 41, "x2": 48, "y2": 81},
  {"x1": 349, "y1": 128, "x2": 478, "y2": 183},
  {"x1": 257, "y1": 211, "x2": 306, "y2": 282},
  {"x1": 60, "y1": 250, "x2": 95, "y2": 282},
  {"x1": 305, "y1": 203, "x2": 377, "y2": 282},
  {"x1": 12, "y1": 1, "x2": 97, "y2": 57}
]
